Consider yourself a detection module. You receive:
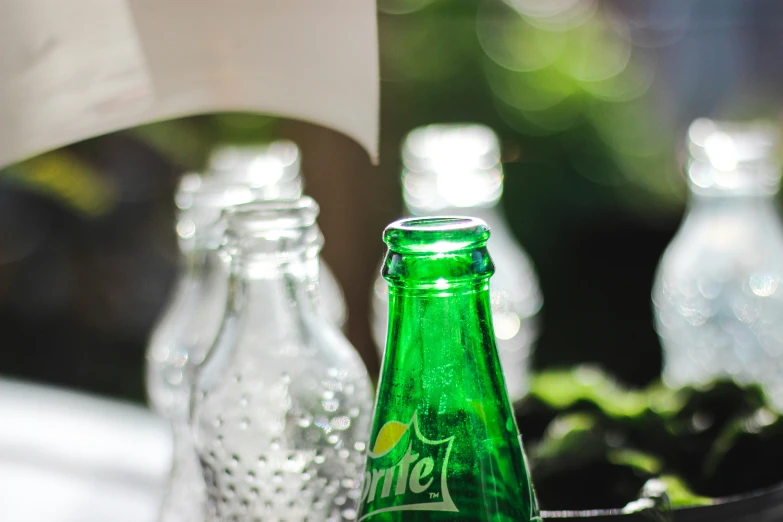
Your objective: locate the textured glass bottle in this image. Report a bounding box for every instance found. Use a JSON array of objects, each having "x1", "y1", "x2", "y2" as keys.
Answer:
[
  {"x1": 371, "y1": 124, "x2": 542, "y2": 402},
  {"x1": 146, "y1": 173, "x2": 249, "y2": 522},
  {"x1": 208, "y1": 142, "x2": 348, "y2": 328},
  {"x1": 653, "y1": 119, "x2": 783, "y2": 408},
  {"x1": 192, "y1": 197, "x2": 373, "y2": 521},
  {"x1": 358, "y1": 217, "x2": 540, "y2": 521},
  {"x1": 147, "y1": 141, "x2": 349, "y2": 522},
  {"x1": 147, "y1": 141, "x2": 344, "y2": 414}
]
